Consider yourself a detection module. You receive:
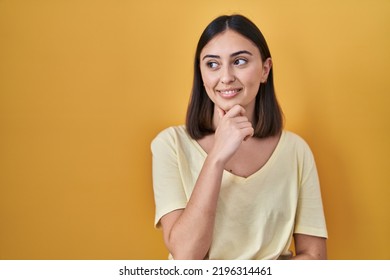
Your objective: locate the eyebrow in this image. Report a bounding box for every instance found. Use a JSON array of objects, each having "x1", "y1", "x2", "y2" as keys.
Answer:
[{"x1": 202, "y1": 50, "x2": 253, "y2": 61}]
